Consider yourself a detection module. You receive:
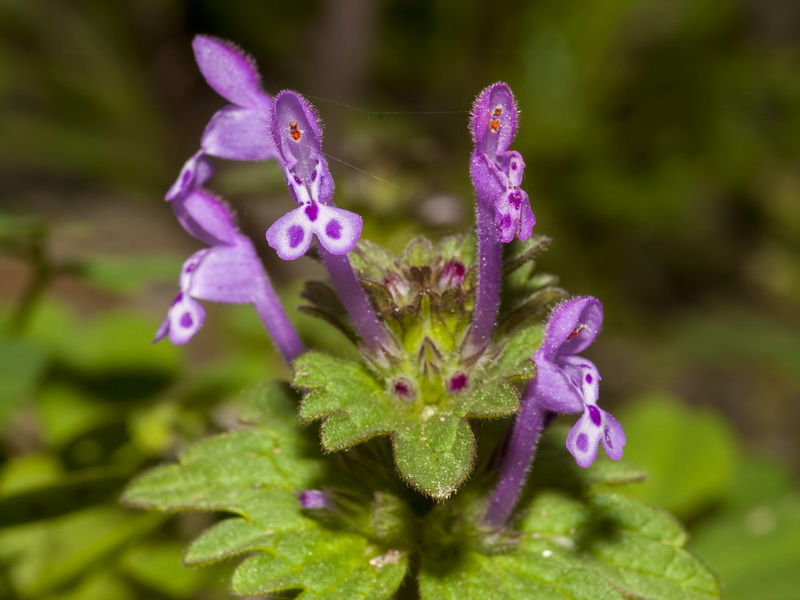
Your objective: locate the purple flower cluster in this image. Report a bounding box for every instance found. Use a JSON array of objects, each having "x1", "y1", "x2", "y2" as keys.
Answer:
[
  {"x1": 157, "y1": 36, "x2": 378, "y2": 359},
  {"x1": 158, "y1": 35, "x2": 625, "y2": 529}
]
